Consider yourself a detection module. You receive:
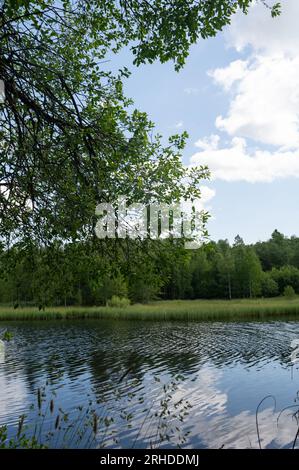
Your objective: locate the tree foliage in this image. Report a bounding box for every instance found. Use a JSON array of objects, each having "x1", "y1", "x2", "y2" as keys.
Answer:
[
  {"x1": 2, "y1": 230, "x2": 299, "y2": 306},
  {"x1": 0, "y1": 0, "x2": 280, "y2": 244}
]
